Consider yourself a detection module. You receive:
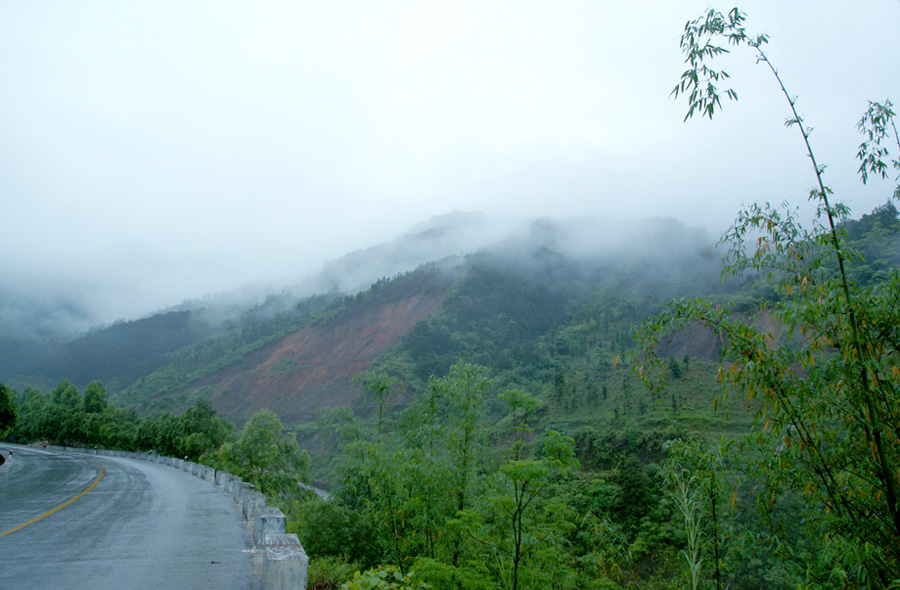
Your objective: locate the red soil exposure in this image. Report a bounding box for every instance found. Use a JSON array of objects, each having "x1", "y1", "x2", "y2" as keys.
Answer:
[
  {"x1": 653, "y1": 309, "x2": 784, "y2": 361},
  {"x1": 174, "y1": 273, "x2": 453, "y2": 426}
]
